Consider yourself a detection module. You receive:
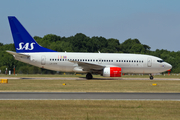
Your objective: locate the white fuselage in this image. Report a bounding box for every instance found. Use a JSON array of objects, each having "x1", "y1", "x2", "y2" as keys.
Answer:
[{"x1": 14, "y1": 52, "x2": 172, "y2": 74}]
